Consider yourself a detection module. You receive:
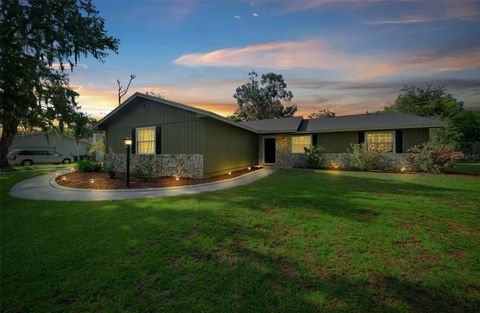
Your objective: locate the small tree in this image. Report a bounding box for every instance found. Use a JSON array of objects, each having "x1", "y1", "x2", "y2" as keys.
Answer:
[
  {"x1": 308, "y1": 108, "x2": 335, "y2": 119},
  {"x1": 229, "y1": 71, "x2": 296, "y2": 121},
  {"x1": 304, "y1": 145, "x2": 325, "y2": 169}
]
